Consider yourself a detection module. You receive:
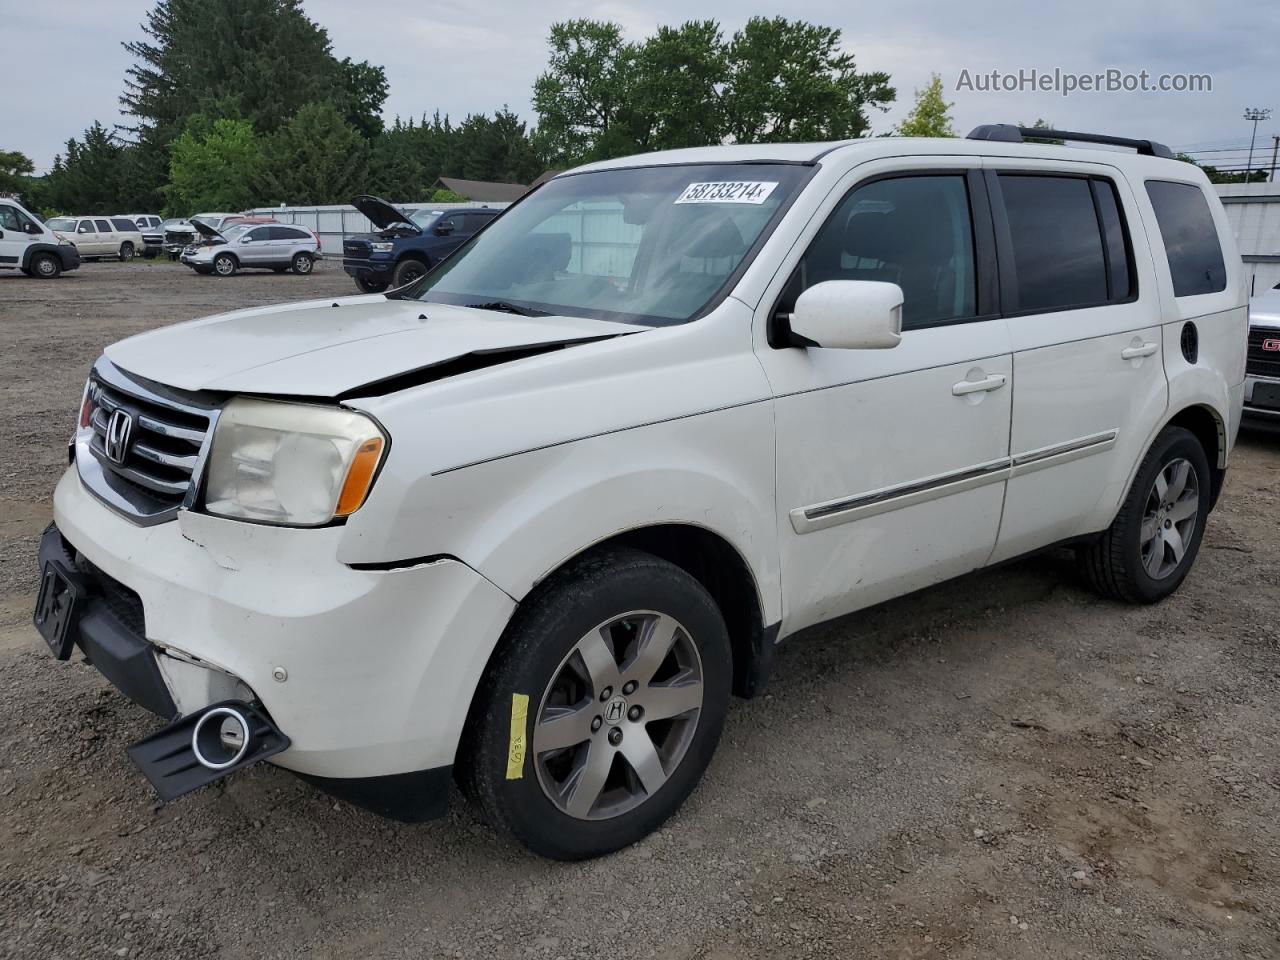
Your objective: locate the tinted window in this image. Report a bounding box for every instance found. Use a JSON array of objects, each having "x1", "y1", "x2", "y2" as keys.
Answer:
[
  {"x1": 780, "y1": 174, "x2": 977, "y2": 329},
  {"x1": 999, "y1": 175, "x2": 1106, "y2": 312},
  {"x1": 110, "y1": 218, "x2": 136, "y2": 232},
  {"x1": 94, "y1": 219, "x2": 112, "y2": 232},
  {"x1": 1145, "y1": 180, "x2": 1226, "y2": 297},
  {"x1": 269, "y1": 226, "x2": 308, "y2": 241},
  {"x1": 1092, "y1": 180, "x2": 1133, "y2": 300},
  {"x1": 244, "y1": 227, "x2": 271, "y2": 242},
  {"x1": 78, "y1": 221, "x2": 95, "y2": 233},
  {"x1": 461, "y1": 213, "x2": 496, "y2": 233}
]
